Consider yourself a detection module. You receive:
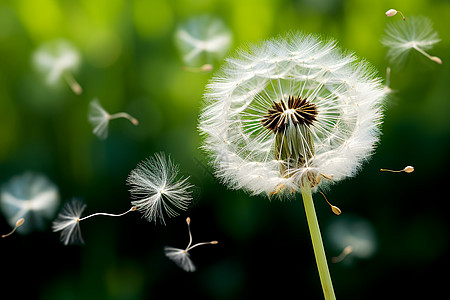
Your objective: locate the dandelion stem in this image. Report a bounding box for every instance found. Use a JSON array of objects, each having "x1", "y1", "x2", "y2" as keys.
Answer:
[
  {"x1": 300, "y1": 179, "x2": 336, "y2": 300},
  {"x1": 109, "y1": 112, "x2": 139, "y2": 126},
  {"x1": 78, "y1": 206, "x2": 136, "y2": 222}
]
